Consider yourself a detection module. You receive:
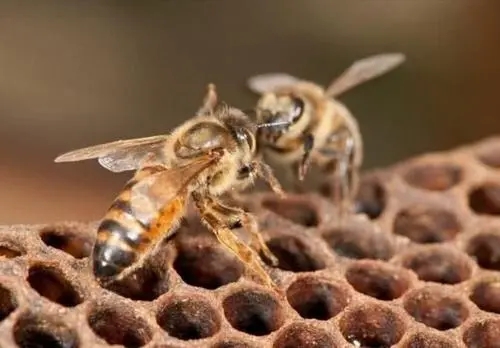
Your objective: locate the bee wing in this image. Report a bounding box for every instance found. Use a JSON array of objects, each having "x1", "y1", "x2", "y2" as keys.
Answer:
[
  {"x1": 129, "y1": 153, "x2": 220, "y2": 213},
  {"x1": 325, "y1": 53, "x2": 406, "y2": 97},
  {"x1": 54, "y1": 134, "x2": 169, "y2": 173},
  {"x1": 247, "y1": 73, "x2": 302, "y2": 94}
]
